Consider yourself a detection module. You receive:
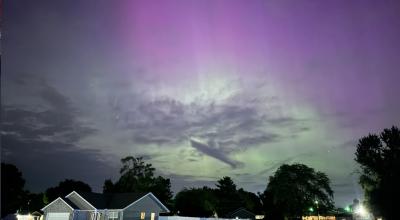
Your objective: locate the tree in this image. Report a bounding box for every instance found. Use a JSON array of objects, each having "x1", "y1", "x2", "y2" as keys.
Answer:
[
  {"x1": 237, "y1": 189, "x2": 263, "y2": 214},
  {"x1": 174, "y1": 187, "x2": 218, "y2": 217},
  {"x1": 1, "y1": 163, "x2": 27, "y2": 217},
  {"x1": 214, "y1": 176, "x2": 263, "y2": 216},
  {"x1": 25, "y1": 193, "x2": 45, "y2": 213},
  {"x1": 355, "y1": 126, "x2": 400, "y2": 219},
  {"x1": 45, "y1": 179, "x2": 92, "y2": 203},
  {"x1": 103, "y1": 156, "x2": 173, "y2": 207},
  {"x1": 215, "y1": 176, "x2": 242, "y2": 216},
  {"x1": 262, "y1": 163, "x2": 334, "y2": 219},
  {"x1": 103, "y1": 179, "x2": 115, "y2": 193},
  {"x1": 216, "y1": 176, "x2": 237, "y2": 195}
]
